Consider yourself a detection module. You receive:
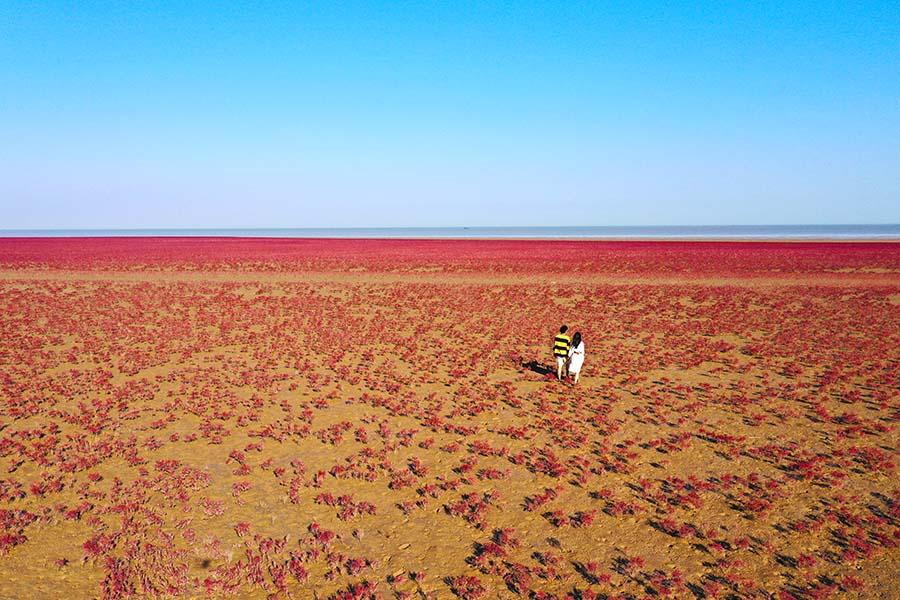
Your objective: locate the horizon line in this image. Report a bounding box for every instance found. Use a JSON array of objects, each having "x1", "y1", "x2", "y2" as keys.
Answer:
[
  {"x1": 2, "y1": 224, "x2": 899, "y2": 232},
  {"x1": 2, "y1": 224, "x2": 898, "y2": 242}
]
